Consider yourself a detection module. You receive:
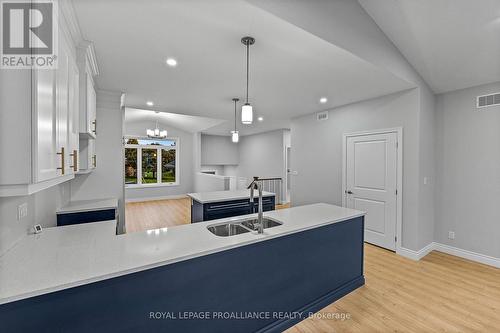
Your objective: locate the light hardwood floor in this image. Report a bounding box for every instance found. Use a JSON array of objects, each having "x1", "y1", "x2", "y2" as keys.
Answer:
[
  {"x1": 125, "y1": 197, "x2": 191, "y2": 233},
  {"x1": 126, "y1": 199, "x2": 500, "y2": 332},
  {"x1": 288, "y1": 244, "x2": 500, "y2": 333}
]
